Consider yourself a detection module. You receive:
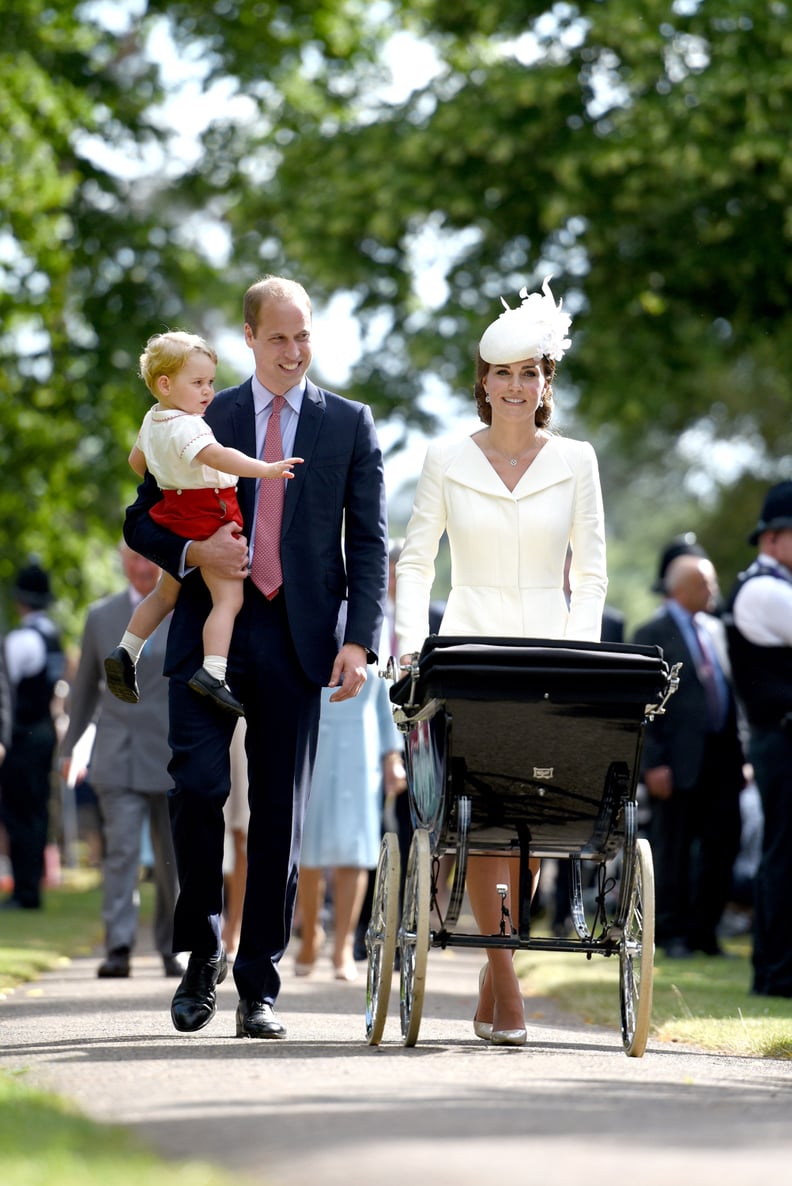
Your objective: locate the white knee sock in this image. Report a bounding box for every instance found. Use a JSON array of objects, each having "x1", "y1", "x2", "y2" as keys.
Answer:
[
  {"x1": 121, "y1": 632, "x2": 145, "y2": 663},
  {"x1": 203, "y1": 655, "x2": 227, "y2": 682}
]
